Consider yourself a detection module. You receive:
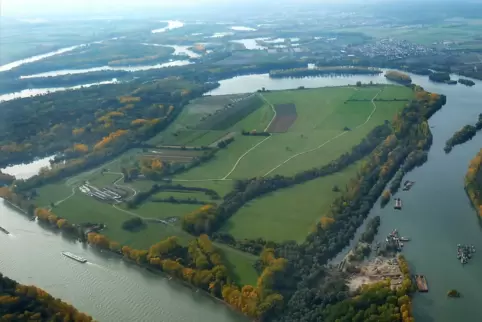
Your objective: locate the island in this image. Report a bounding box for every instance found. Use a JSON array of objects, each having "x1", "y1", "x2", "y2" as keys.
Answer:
[
  {"x1": 445, "y1": 114, "x2": 482, "y2": 153},
  {"x1": 0, "y1": 78, "x2": 446, "y2": 321},
  {"x1": 444, "y1": 125, "x2": 477, "y2": 153},
  {"x1": 447, "y1": 289, "x2": 461, "y2": 298},
  {"x1": 458, "y1": 78, "x2": 476, "y2": 87},
  {"x1": 384, "y1": 70, "x2": 412, "y2": 84},
  {"x1": 429, "y1": 72, "x2": 452, "y2": 83}
]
